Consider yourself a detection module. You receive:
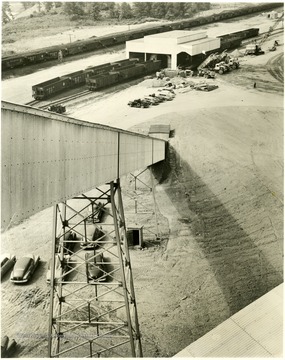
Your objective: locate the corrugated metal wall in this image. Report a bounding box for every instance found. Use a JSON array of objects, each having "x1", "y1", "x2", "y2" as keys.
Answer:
[{"x1": 1, "y1": 101, "x2": 166, "y2": 228}]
